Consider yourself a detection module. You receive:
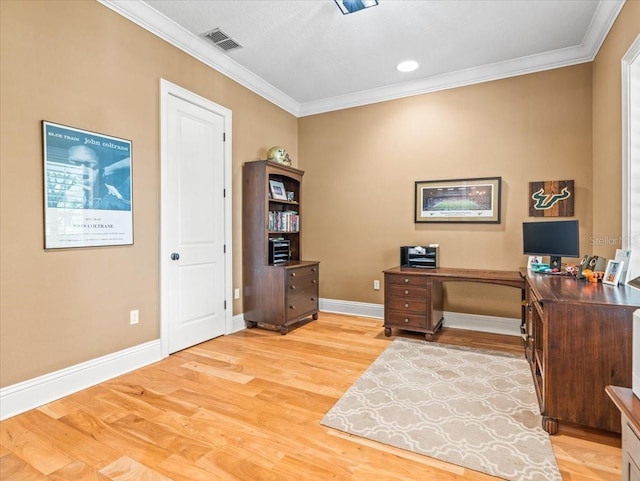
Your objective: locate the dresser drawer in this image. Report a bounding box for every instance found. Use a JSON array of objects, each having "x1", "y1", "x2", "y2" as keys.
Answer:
[
  {"x1": 287, "y1": 275, "x2": 318, "y2": 294},
  {"x1": 287, "y1": 264, "x2": 319, "y2": 283},
  {"x1": 387, "y1": 297, "x2": 427, "y2": 314},
  {"x1": 385, "y1": 273, "x2": 429, "y2": 288},
  {"x1": 286, "y1": 270, "x2": 318, "y2": 321},
  {"x1": 287, "y1": 290, "x2": 318, "y2": 319},
  {"x1": 386, "y1": 312, "x2": 428, "y2": 329},
  {"x1": 388, "y1": 285, "x2": 427, "y2": 299}
]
